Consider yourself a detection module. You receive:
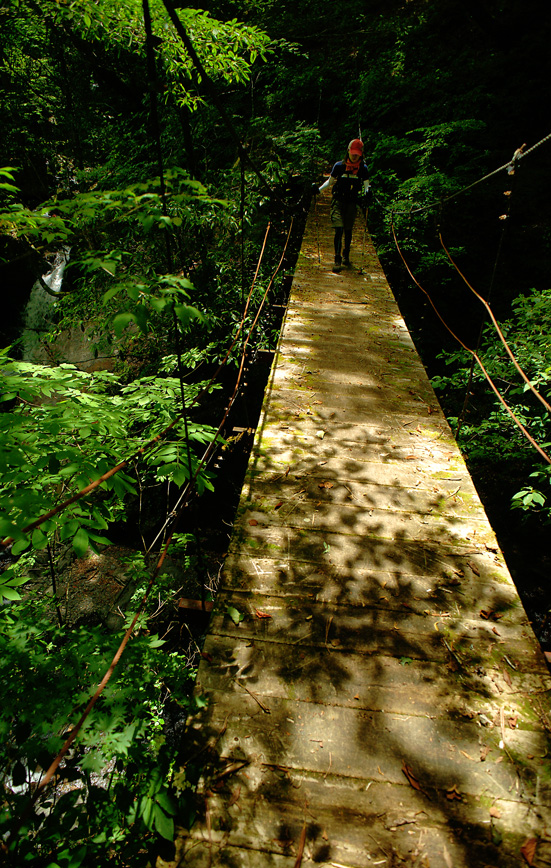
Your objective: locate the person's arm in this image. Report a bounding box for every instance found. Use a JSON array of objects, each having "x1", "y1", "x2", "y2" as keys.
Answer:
[{"x1": 318, "y1": 175, "x2": 336, "y2": 194}]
